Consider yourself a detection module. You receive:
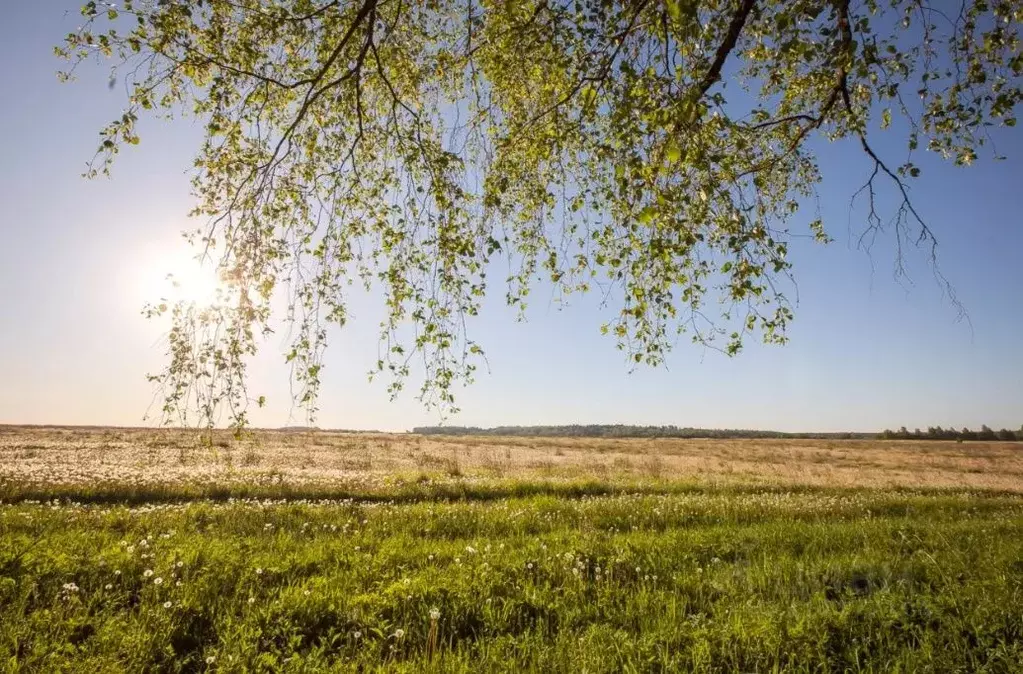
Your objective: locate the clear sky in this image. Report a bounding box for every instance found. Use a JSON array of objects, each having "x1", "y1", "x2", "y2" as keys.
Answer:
[{"x1": 1, "y1": 3, "x2": 1020, "y2": 432}]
